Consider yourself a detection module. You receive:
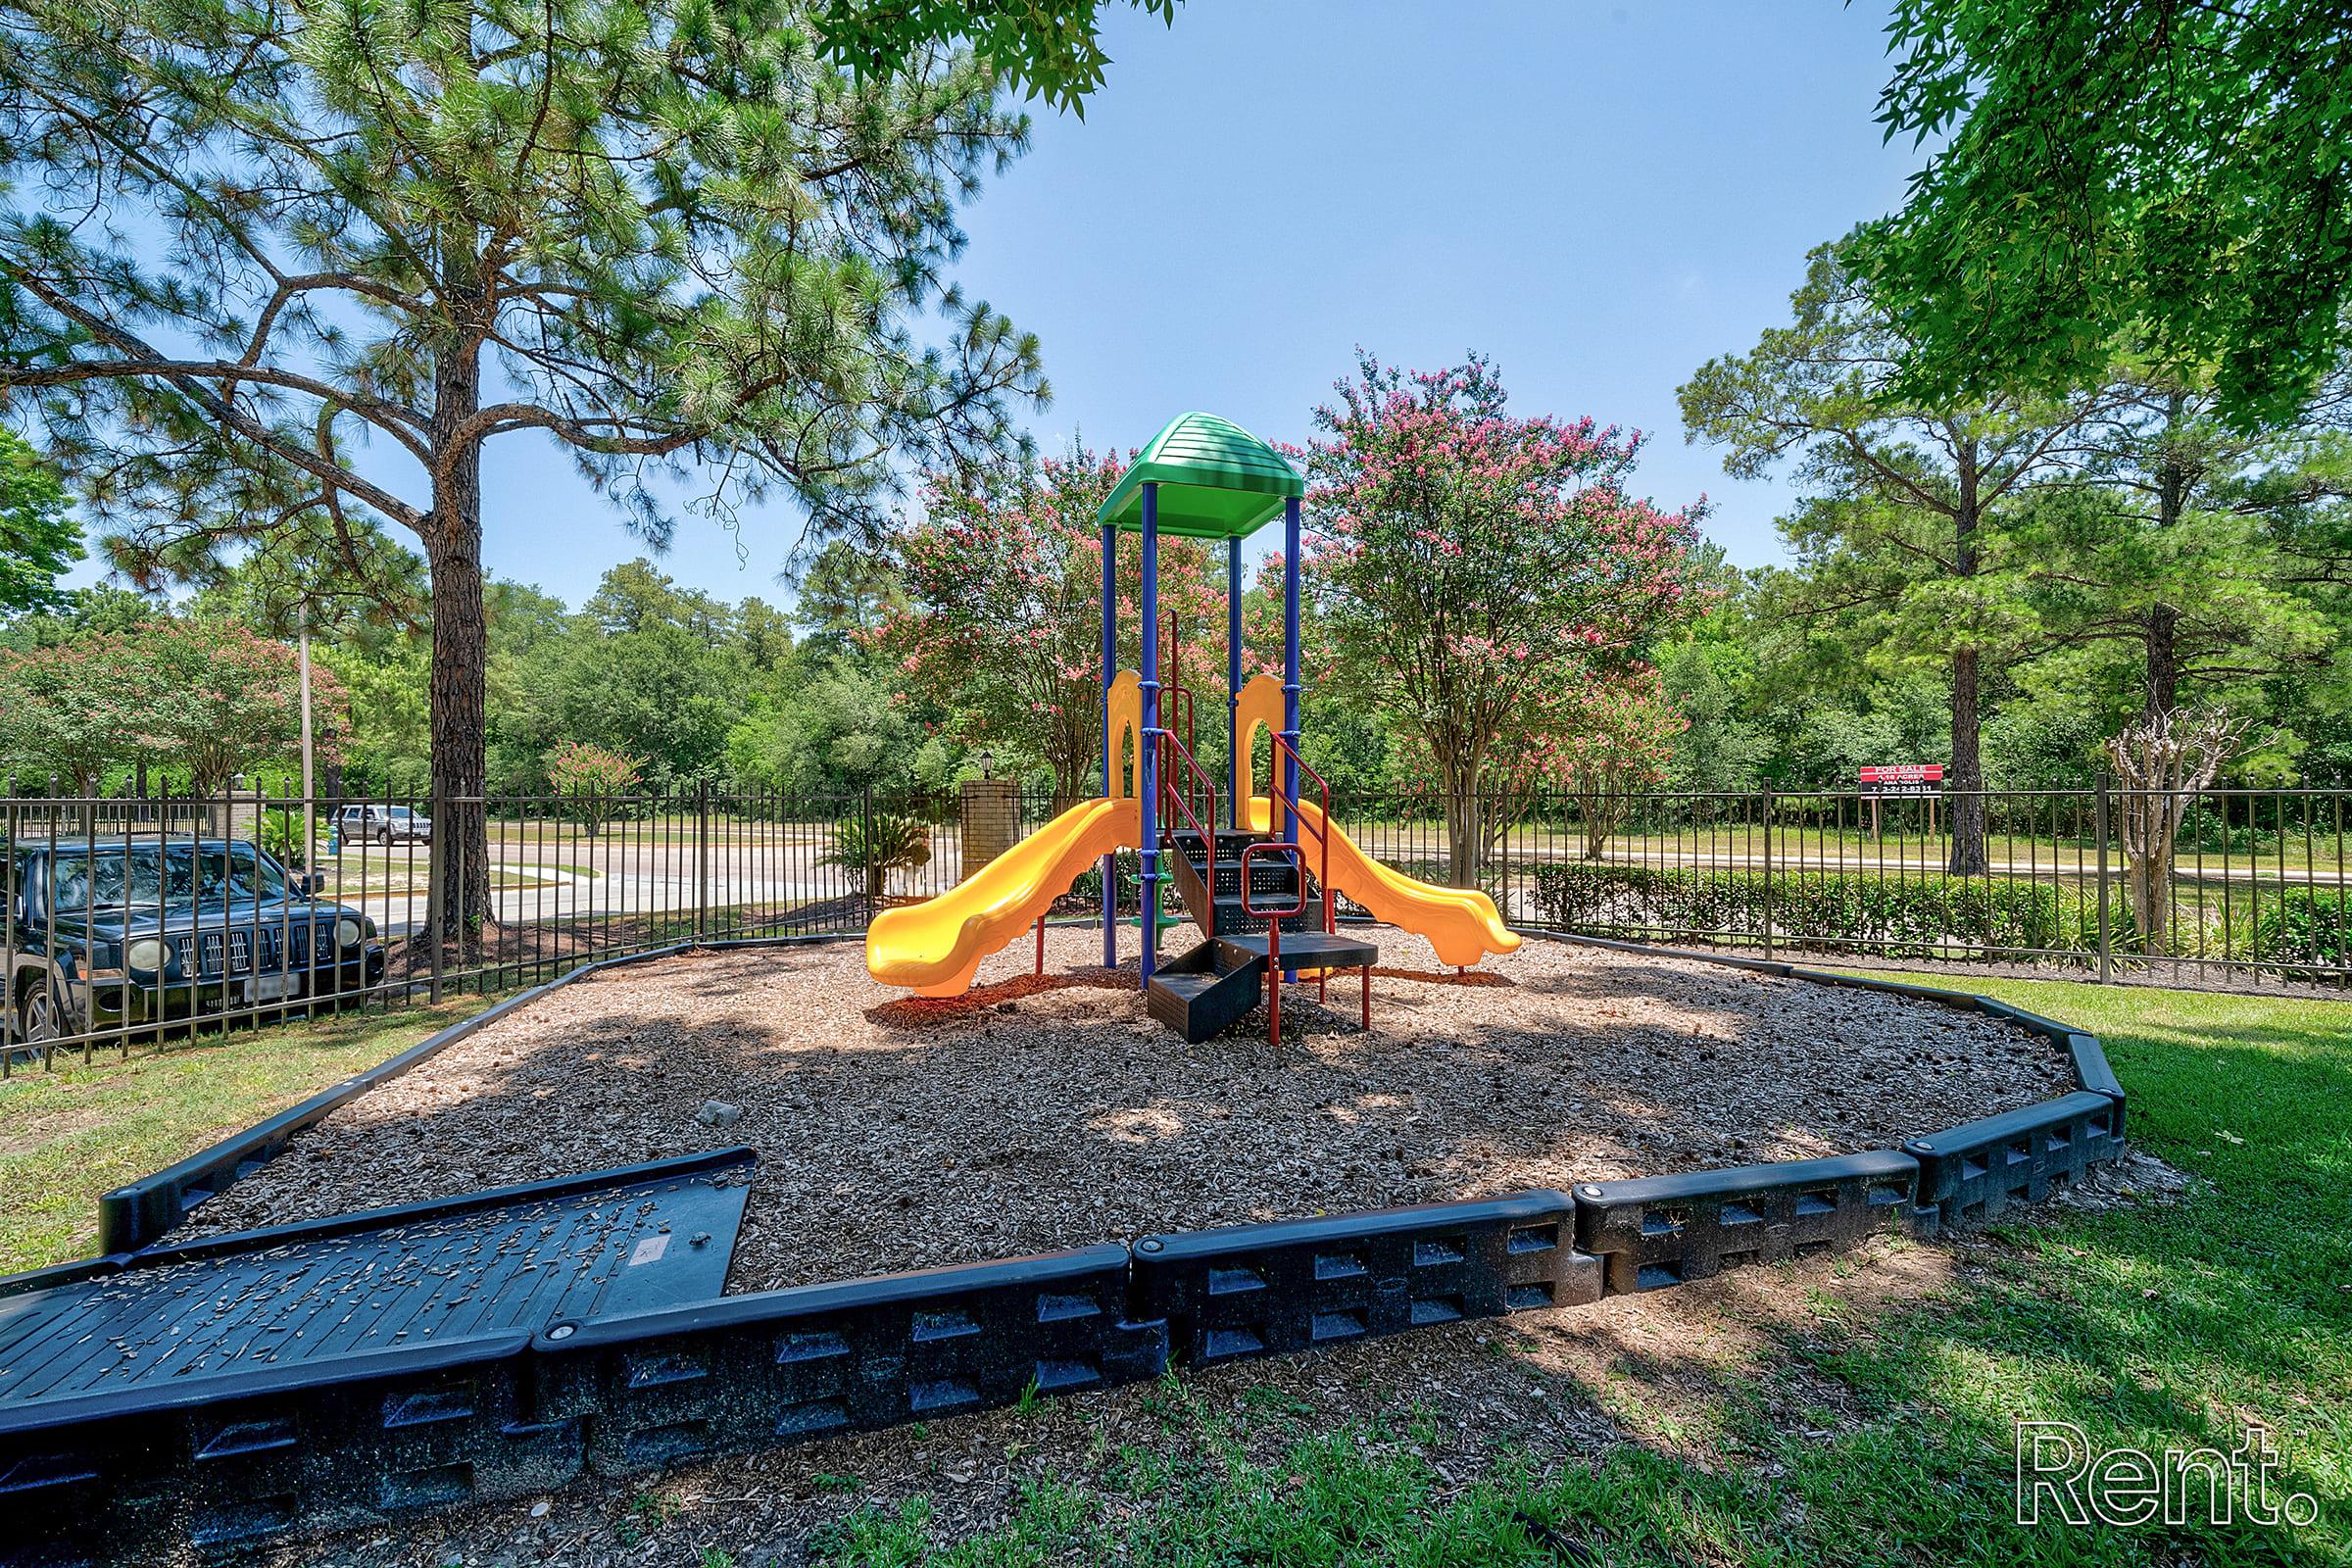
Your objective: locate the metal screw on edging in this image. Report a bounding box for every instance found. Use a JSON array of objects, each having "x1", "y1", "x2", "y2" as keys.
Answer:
[
  {"x1": 1580, "y1": 1186, "x2": 1602, "y2": 1199},
  {"x1": 1137, "y1": 1238, "x2": 1163, "y2": 1253},
  {"x1": 546, "y1": 1323, "x2": 576, "y2": 1341}
]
